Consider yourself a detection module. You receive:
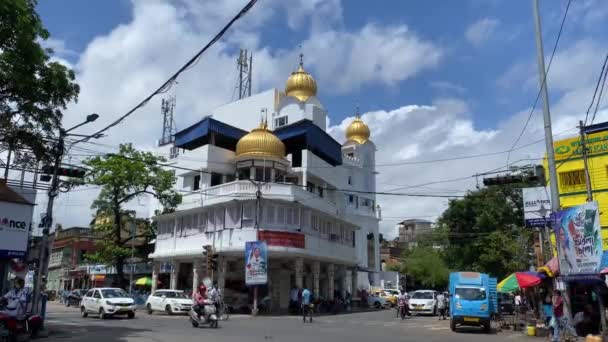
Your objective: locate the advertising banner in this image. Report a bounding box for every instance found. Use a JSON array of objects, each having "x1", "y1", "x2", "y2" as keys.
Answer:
[
  {"x1": 0, "y1": 201, "x2": 34, "y2": 259},
  {"x1": 258, "y1": 230, "x2": 305, "y2": 248},
  {"x1": 523, "y1": 187, "x2": 552, "y2": 228},
  {"x1": 245, "y1": 241, "x2": 267, "y2": 285},
  {"x1": 553, "y1": 201, "x2": 603, "y2": 274}
]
